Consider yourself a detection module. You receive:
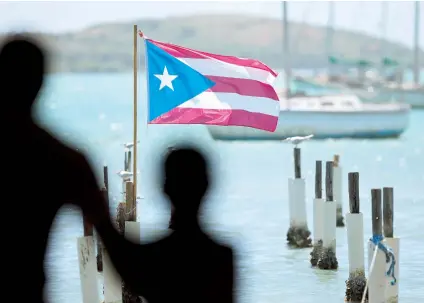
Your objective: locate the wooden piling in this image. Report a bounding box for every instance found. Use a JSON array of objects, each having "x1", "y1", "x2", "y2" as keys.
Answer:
[
  {"x1": 122, "y1": 181, "x2": 139, "y2": 303},
  {"x1": 81, "y1": 164, "x2": 103, "y2": 236},
  {"x1": 101, "y1": 187, "x2": 109, "y2": 205},
  {"x1": 316, "y1": 160, "x2": 338, "y2": 269},
  {"x1": 127, "y1": 151, "x2": 132, "y2": 172},
  {"x1": 125, "y1": 181, "x2": 136, "y2": 222},
  {"x1": 77, "y1": 228, "x2": 99, "y2": 303},
  {"x1": 348, "y1": 172, "x2": 360, "y2": 214},
  {"x1": 287, "y1": 154, "x2": 311, "y2": 247},
  {"x1": 97, "y1": 166, "x2": 109, "y2": 272},
  {"x1": 333, "y1": 154, "x2": 340, "y2": 167},
  {"x1": 325, "y1": 161, "x2": 333, "y2": 202},
  {"x1": 83, "y1": 217, "x2": 93, "y2": 237},
  {"x1": 294, "y1": 147, "x2": 301, "y2": 179},
  {"x1": 104, "y1": 193, "x2": 123, "y2": 303},
  {"x1": 124, "y1": 151, "x2": 133, "y2": 172},
  {"x1": 371, "y1": 189, "x2": 382, "y2": 237},
  {"x1": 383, "y1": 187, "x2": 399, "y2": 303},
  {"x1": 333, "y1": 155, "x2": 344, "y2": 227},
  {"x1": 369, "y1": 188, "x2": 386, "y2": 303},
  {"x1": 79, "y1": 165, "x2": 101, "y2": 301},
  {"x1": 124, "y1": 152, "x2": 128, "y2": 171},
  {"x1": 116, "y1": 203, "x2": 126, "y2": 235},
  {"x1": 315, "y1": 161, "x2": 322, "y2": 199},
  {"x1": 114, "y1": 181, "x2": 136, "y2": 235},
  {"x1": 311, "y1": 160, "x2": 324, "y2": 265},
  {"x1": 383, "y1": 187, "x2": 394, "y2": 238},
  {"x1": 345, "y1": 172, "x2": 366, "y2": 302},
  {"x1": 103, "y1": 165, "x2": 109, "y2": 191}
]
